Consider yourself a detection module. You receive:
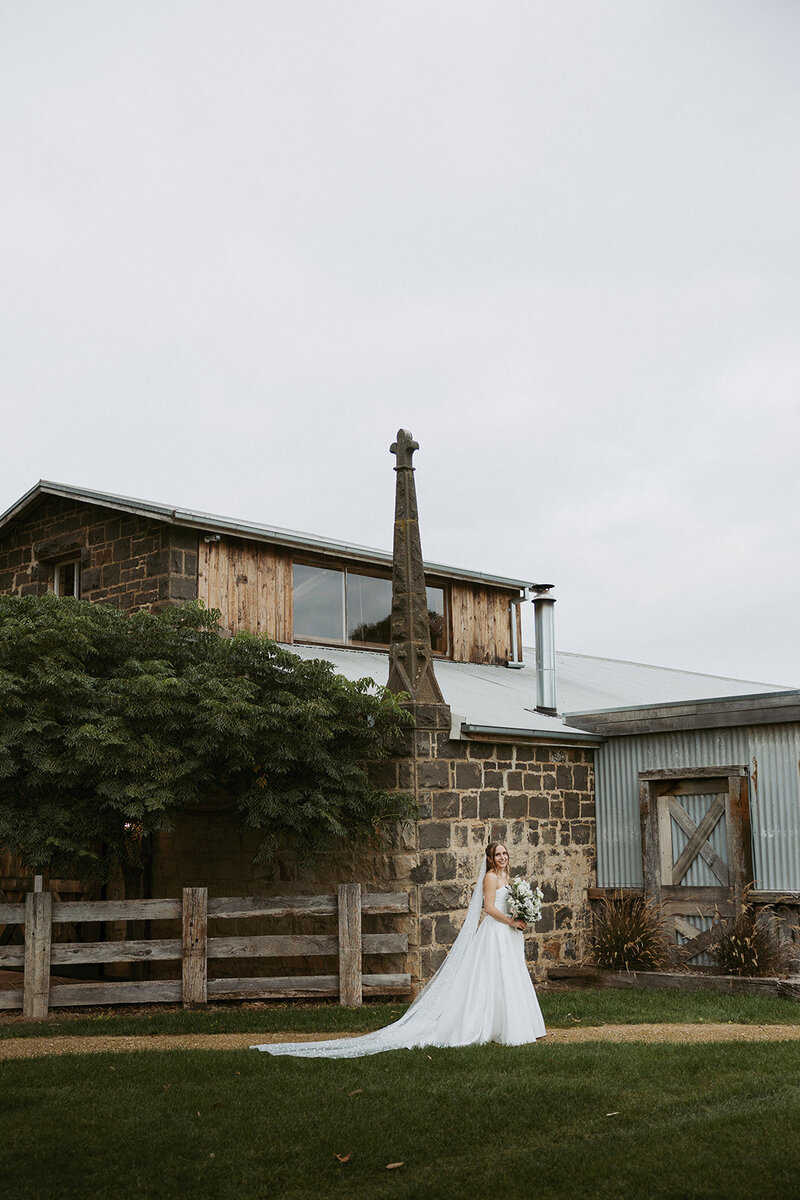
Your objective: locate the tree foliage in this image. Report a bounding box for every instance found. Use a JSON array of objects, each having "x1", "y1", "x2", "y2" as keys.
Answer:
[{"x1": 0, "y1": 594, "x2": 414, "y2": 880}]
